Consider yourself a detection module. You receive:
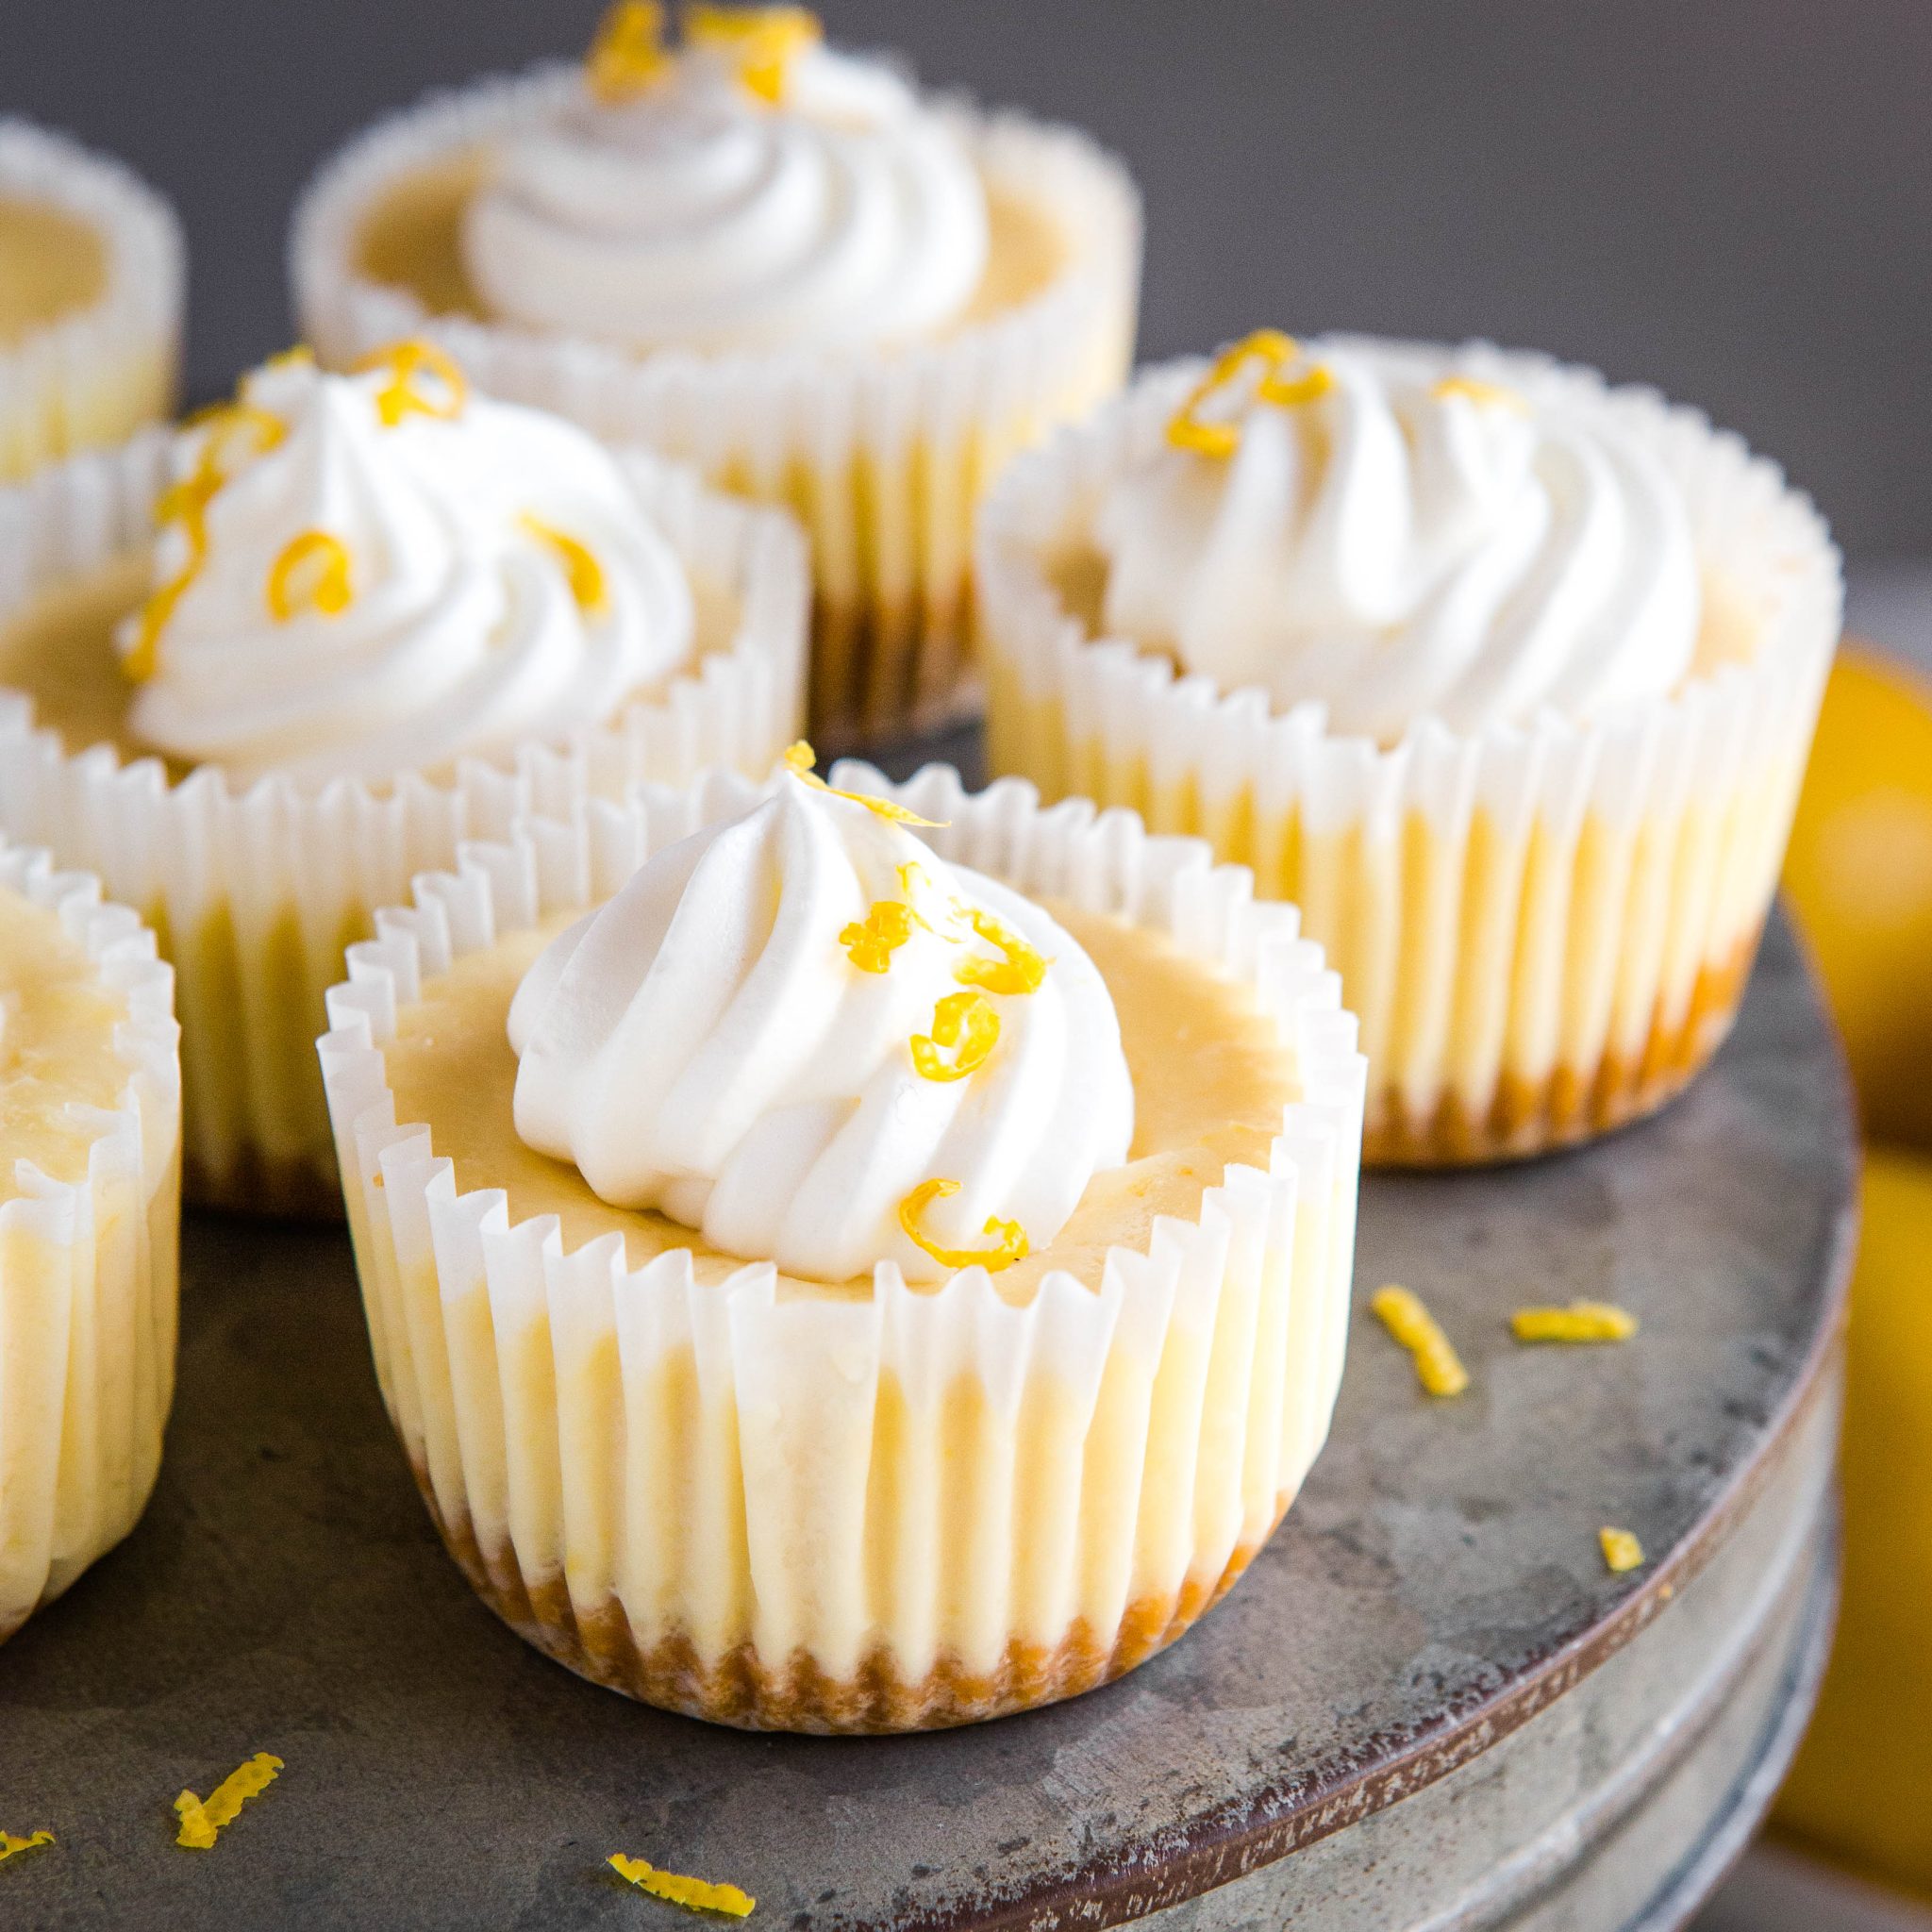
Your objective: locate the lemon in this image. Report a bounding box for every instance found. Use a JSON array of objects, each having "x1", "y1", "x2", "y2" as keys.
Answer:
[
  {"x1": 1782, "y1": 649, "x2": 1932, "y2": 1148},
  {"x1": 1775, "y1": 1148, "x2": 1932, "y2": 1895}
]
